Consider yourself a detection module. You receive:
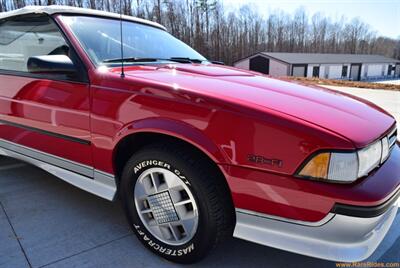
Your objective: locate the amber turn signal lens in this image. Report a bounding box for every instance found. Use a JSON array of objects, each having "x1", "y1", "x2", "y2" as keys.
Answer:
[{"x1": 298, "y1": 153, "x2": 330, "y2": 179}]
